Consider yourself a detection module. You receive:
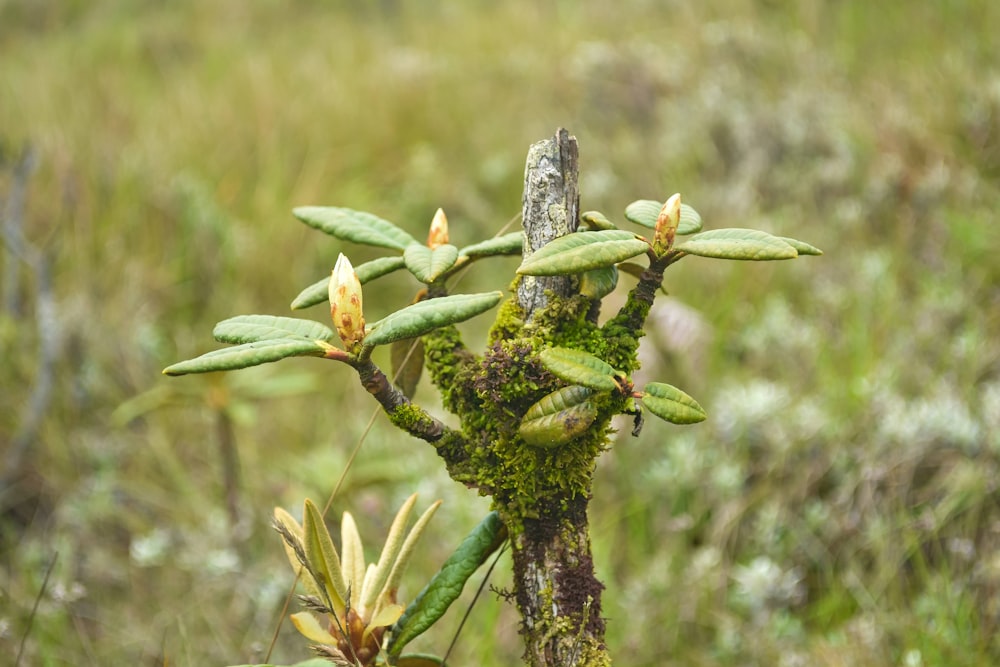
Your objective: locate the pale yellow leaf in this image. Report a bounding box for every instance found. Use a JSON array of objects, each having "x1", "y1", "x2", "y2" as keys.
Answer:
[
  {"x1": 290, "y1": 612, "x2": 338, "y2": 644},
  {"x1": 340, "y1": 511, "x2": 366, "y2": 611}
]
